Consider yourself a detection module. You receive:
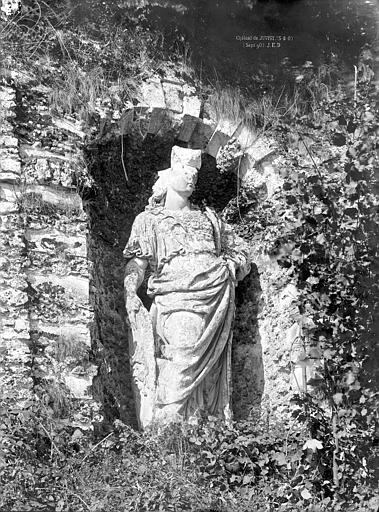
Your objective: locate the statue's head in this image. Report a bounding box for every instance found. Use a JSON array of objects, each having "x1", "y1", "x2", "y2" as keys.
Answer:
[{"x1": 149, "y1": 146, "x2": 202, "y2": 206}]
